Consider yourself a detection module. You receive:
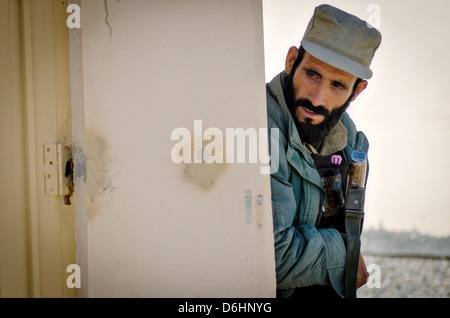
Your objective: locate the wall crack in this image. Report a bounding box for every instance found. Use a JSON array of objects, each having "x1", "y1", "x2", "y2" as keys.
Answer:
[{"x1": 104, "y1": 0, "x2": 113, "y2": 39}]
